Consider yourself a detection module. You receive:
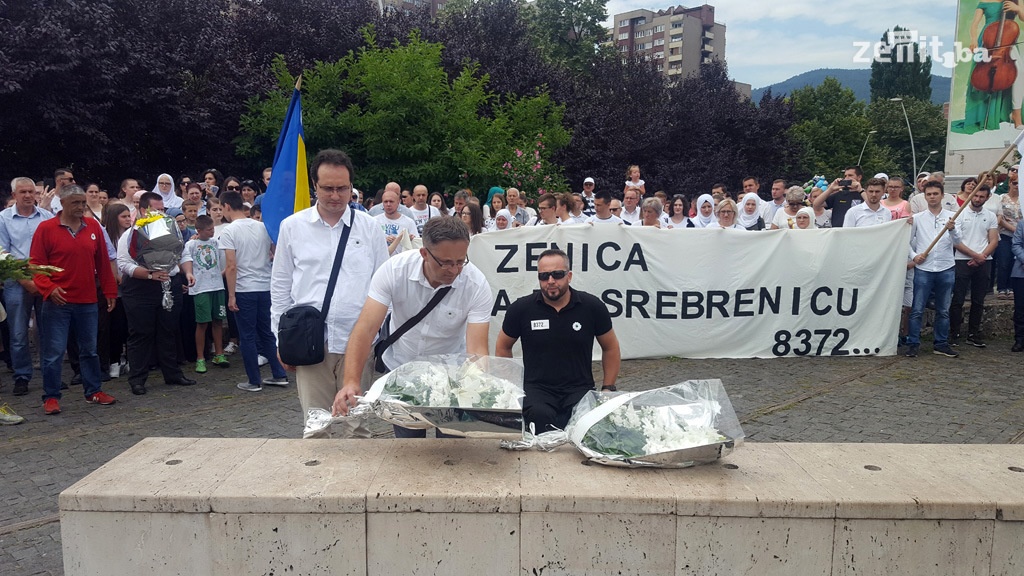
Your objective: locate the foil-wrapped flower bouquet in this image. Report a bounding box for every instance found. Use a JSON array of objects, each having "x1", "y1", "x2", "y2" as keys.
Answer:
[
  {"x1": 130, "y1": 212, "x2": 184, "y2": 310},
  {"x1": 504, "y1": 380, "x2": 744, "y2": 468},
  {"x1": 364, "y1": 355, "x2": 525, "y2": 438}
]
